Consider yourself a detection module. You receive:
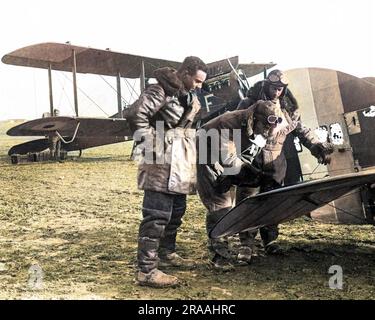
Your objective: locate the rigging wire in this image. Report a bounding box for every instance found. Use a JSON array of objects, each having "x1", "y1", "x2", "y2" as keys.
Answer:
[
  {"x1": 99, "y1": 75, "x2": 130, "y2": 106},
  {"x1": 56, "y1": 73, "x2": 76, "y2": 115},
  {"x1": 303, "y1": 165, "x2": 365, "y2": 178},
  {"x1": 302, "y1": 163, "x2": 375, "y2": 221},
  {"x1": 32, "y1": 71, "x2": 38, "y2": 118},
  {"x1": 314, "y1": 196, "x2": 366, "y2": 223},
  {"x1": 306, "y1": 163, "x2": 322, "y2": 180},
  {"x1": 122, "y1": 77, "x2": 139, "y2": 103},
  {"x1": 59, "y1": 72, "x2": 109, "y2": 117}
]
